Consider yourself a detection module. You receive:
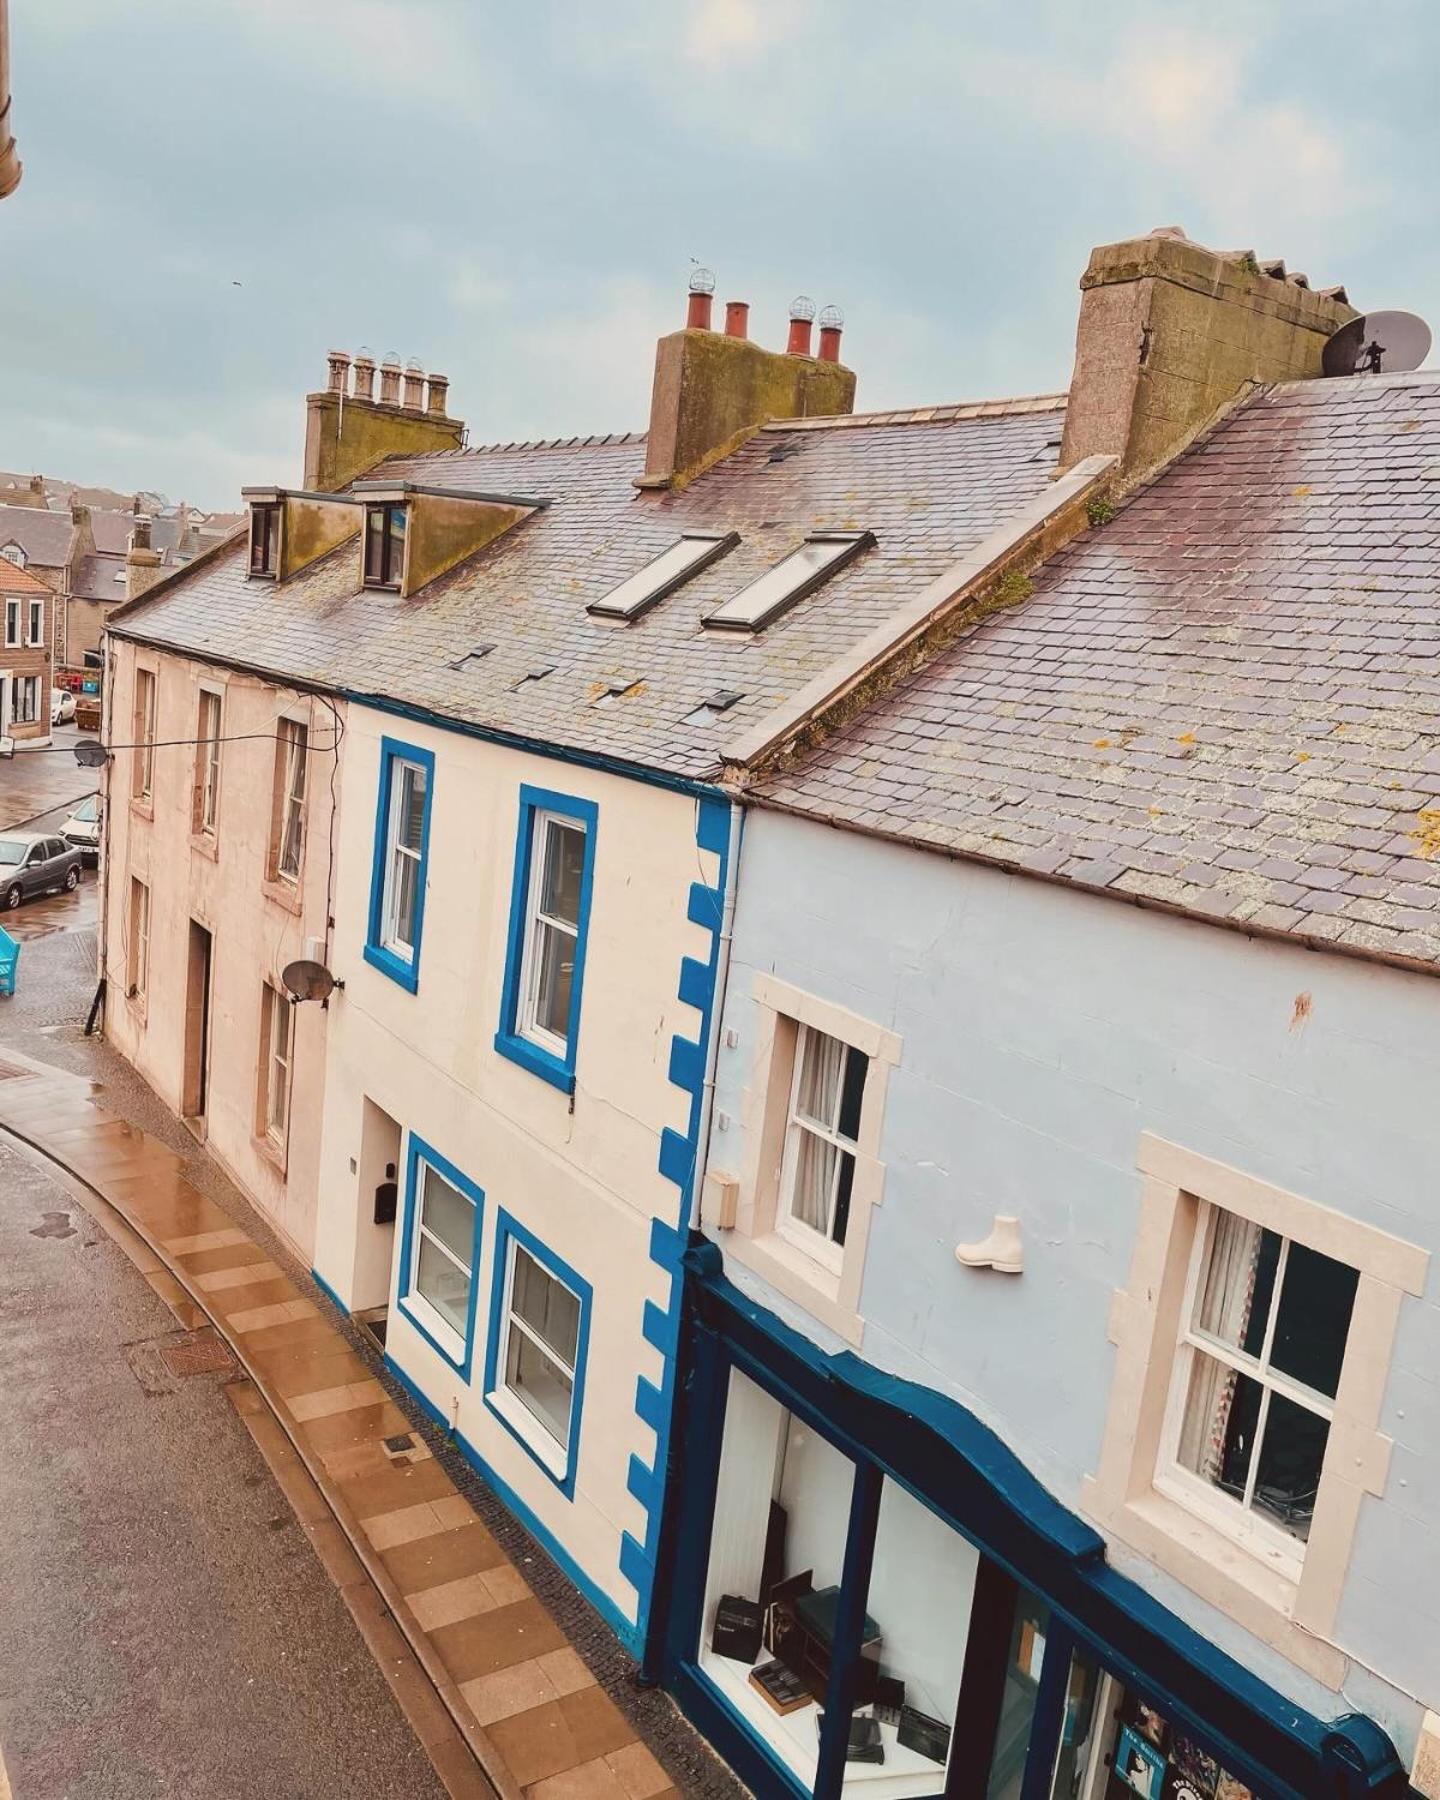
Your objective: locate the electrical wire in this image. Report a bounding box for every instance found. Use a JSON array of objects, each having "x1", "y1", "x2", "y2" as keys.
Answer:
[{"x1": 5, "y1": 727, "x2": 340, "y2": 756}]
